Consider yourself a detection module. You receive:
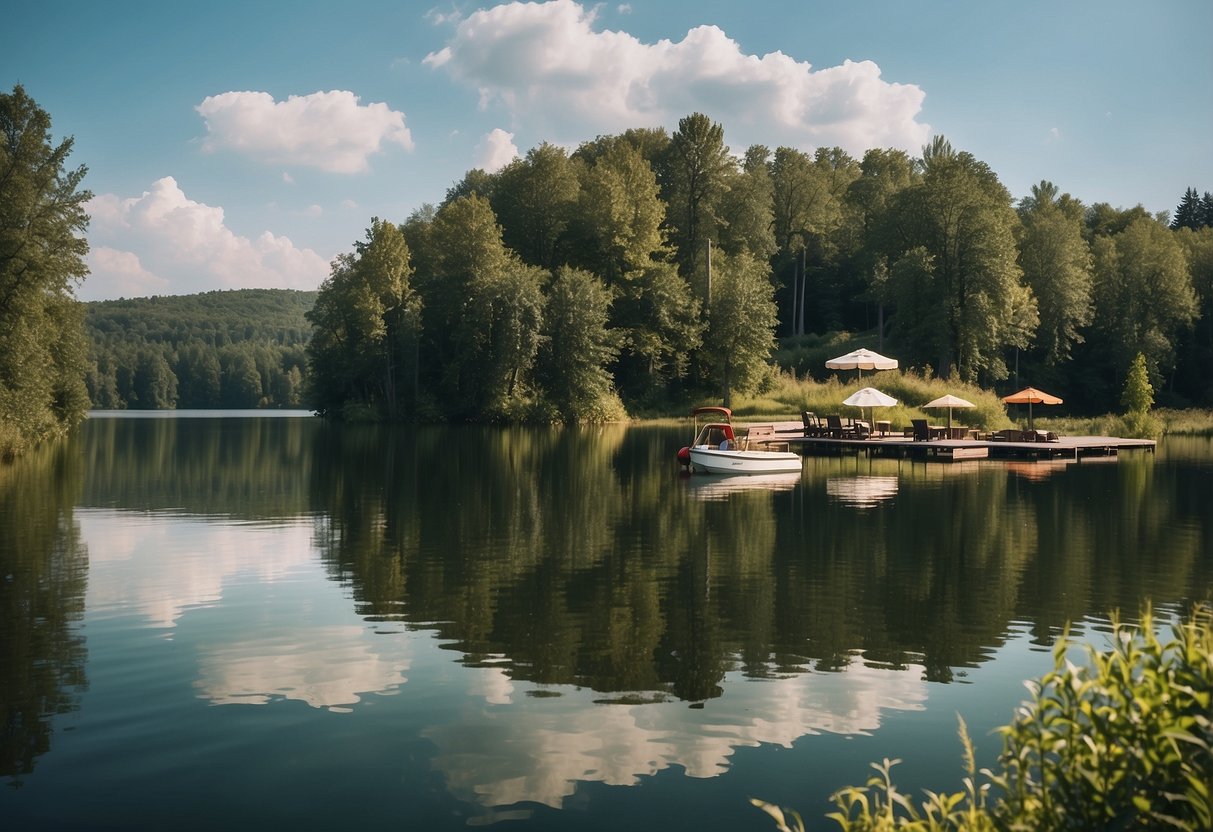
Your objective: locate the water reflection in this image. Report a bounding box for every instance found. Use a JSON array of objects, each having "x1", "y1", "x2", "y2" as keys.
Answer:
[
  {"x1": 5, "y1": 417, "x2": 1212, "y2": 812},
  {"x1": 0, "y1": 442, "x2": 88, "y2": 781},
  {"x1": 826, "y1": 475, "x2": 899, "y2": 507},
  {"x1": 194, "y1": 625, "x2": 410, "y2": 711},
  {"x1": 426, "y1": 660, "x2": 927, "y2": 810},
  {"x1": 683, "y1": 471, "x2": 801, "y2": 501}
]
